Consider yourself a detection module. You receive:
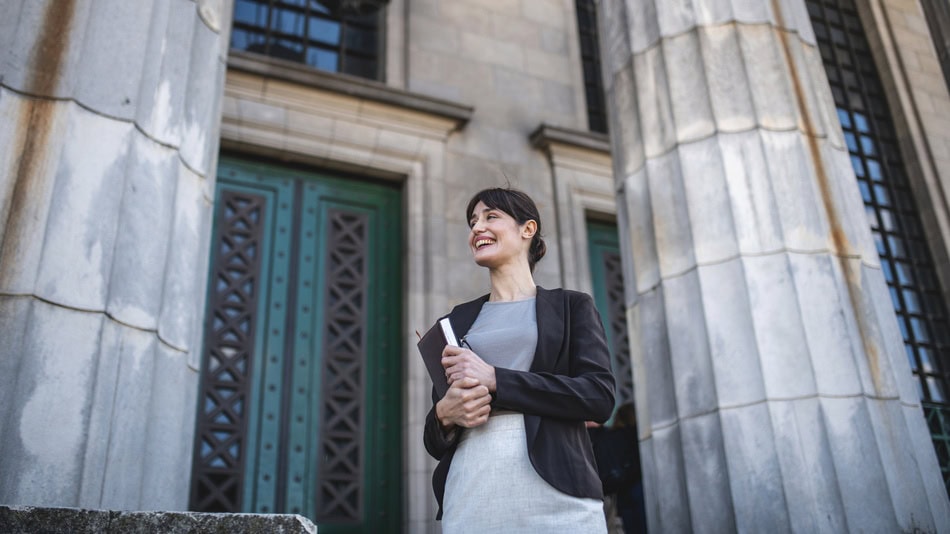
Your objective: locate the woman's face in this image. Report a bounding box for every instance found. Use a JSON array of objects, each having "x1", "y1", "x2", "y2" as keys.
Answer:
[{"x1": 468, "y1": 200, "x2": 534, "y2": 269}]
